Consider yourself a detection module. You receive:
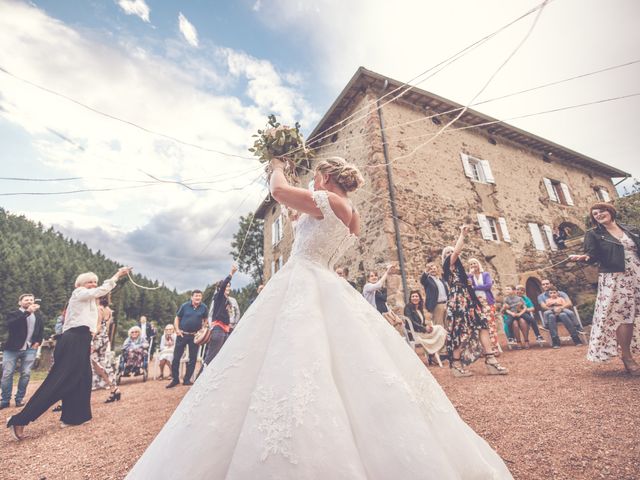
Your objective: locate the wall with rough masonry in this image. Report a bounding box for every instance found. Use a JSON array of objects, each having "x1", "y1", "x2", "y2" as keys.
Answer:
[{"x1": 261, "y1": 88, "x2": 615, "y2": 311}]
